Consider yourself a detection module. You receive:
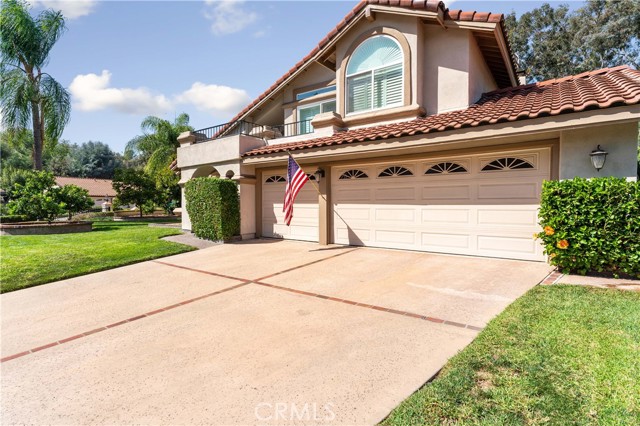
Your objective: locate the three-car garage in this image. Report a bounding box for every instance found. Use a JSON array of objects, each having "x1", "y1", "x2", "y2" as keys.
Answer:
[{"x1": 260, "y1": 147, "x2": 551, "y2": 261}]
